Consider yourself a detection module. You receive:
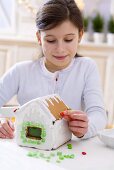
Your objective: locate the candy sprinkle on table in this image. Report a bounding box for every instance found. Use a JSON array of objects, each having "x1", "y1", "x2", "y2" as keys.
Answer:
[
  {"x1": 67, "y1": 143, "x2": 72, "y2": 149},
  {"x1": 27, "y1": 150, "x2": 75, "y2": 163},
  {"x1": 82, "y1": 152, "x2": 87, "y2": 155}
]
